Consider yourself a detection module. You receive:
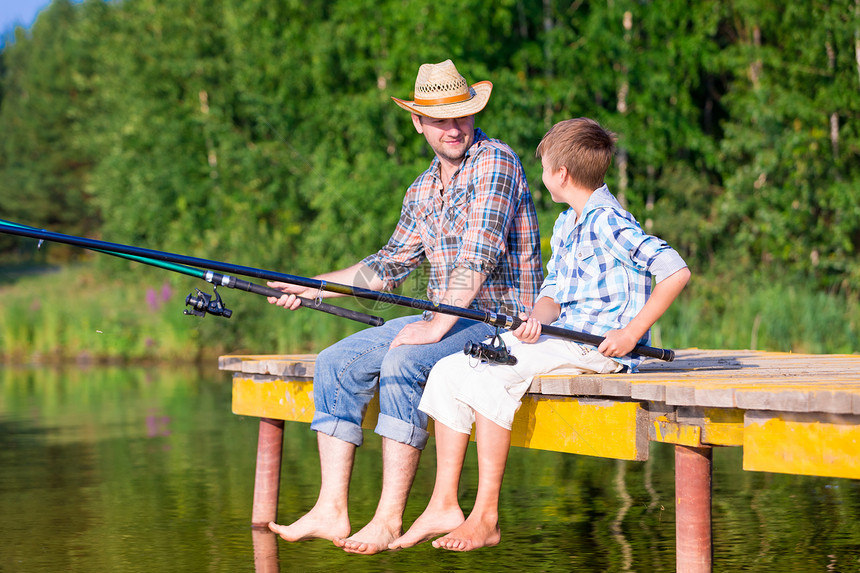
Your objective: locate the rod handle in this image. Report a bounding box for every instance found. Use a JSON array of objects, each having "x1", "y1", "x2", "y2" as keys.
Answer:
[
  {"x1": 537, "y1": 324, "x2": 674, "y2": 362},
  {"x1": 296, "y1": 296, "x2": 384, "y2": 327},
  {"x1": 232, "y1": 277, "x2": 384, "y2": 327}
]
